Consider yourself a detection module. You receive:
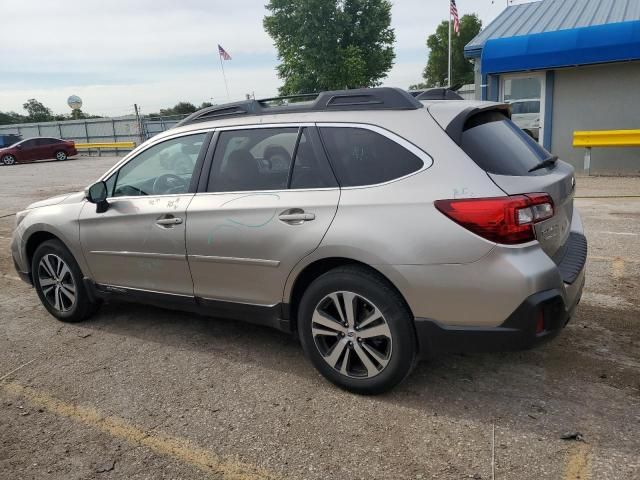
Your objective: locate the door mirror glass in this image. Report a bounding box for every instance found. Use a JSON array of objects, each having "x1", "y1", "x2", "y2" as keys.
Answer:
[{"x1": 87, "y1": 181, "x2": 108, "y2": 204}]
